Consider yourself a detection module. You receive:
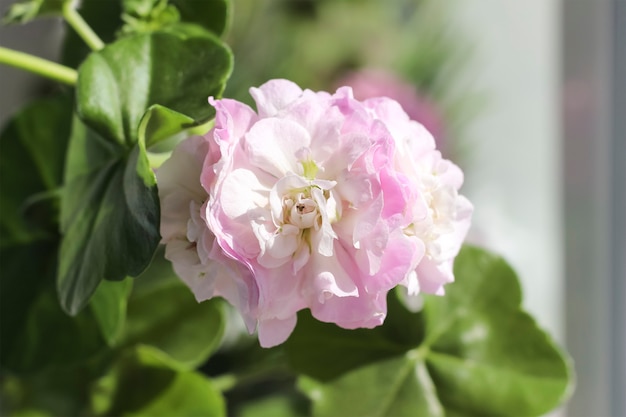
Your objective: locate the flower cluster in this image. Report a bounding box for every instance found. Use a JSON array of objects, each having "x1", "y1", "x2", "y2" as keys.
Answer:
[{"x1": 157, "y1": 79, "x2": 472, "y2": 347}]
